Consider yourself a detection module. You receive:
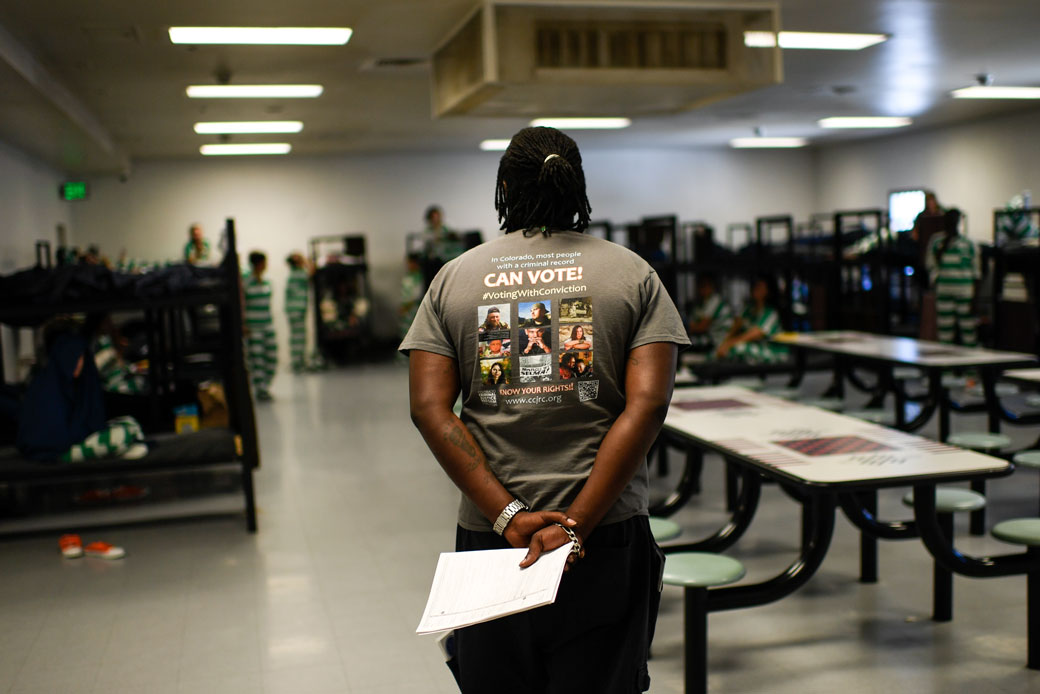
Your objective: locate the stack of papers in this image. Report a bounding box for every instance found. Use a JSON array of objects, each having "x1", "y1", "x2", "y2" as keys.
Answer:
[{"x1": 416, "y1": 544, "x2": 572, "y2": 635}]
